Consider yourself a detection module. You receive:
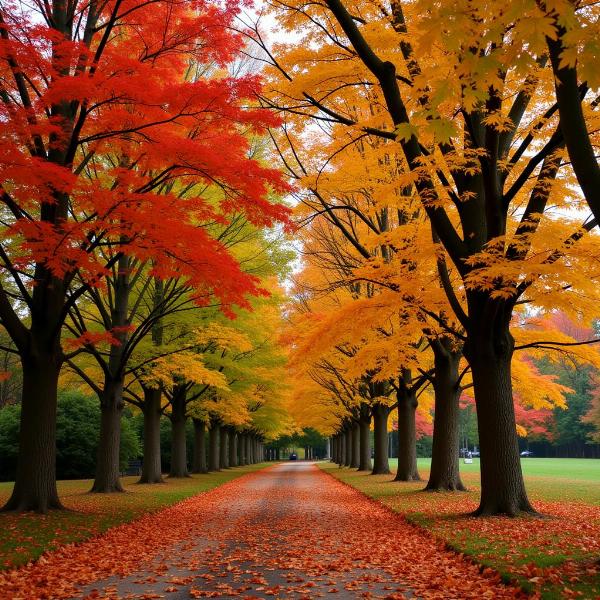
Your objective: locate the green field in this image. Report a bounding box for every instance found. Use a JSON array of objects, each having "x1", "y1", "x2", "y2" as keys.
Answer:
[
  {"x1": 409, "y1": 457, "x2": 600, "y2": 481},
  {"x1": 415, "y1": 457, "x2": 600, "y2": 504}
]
